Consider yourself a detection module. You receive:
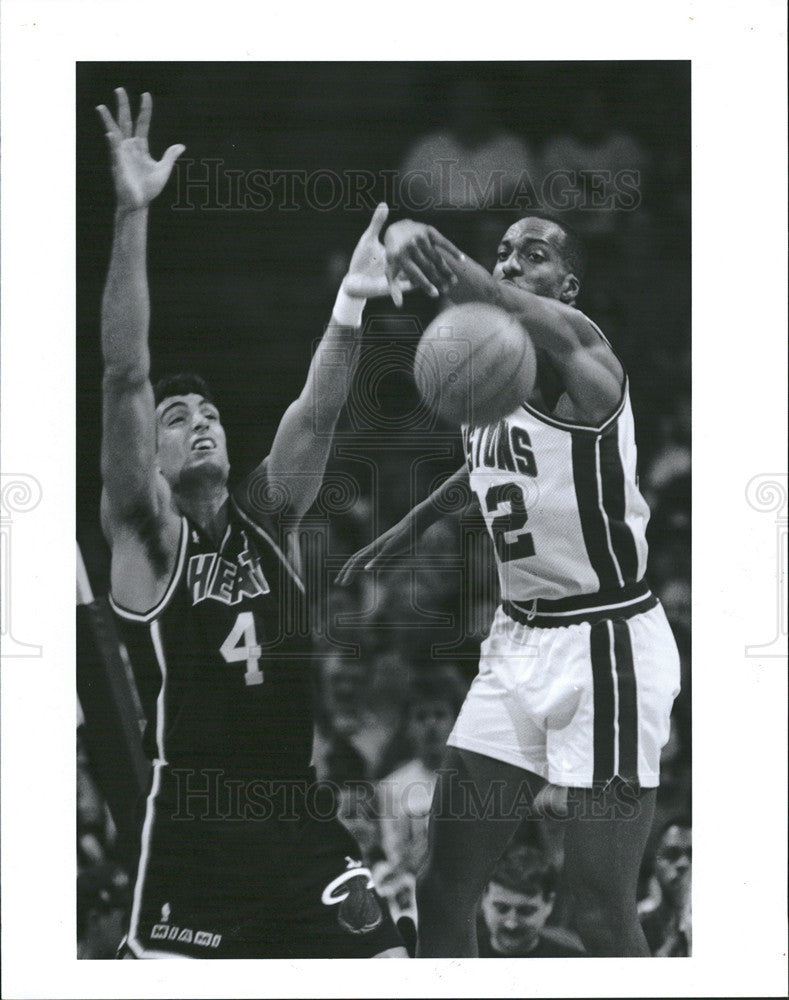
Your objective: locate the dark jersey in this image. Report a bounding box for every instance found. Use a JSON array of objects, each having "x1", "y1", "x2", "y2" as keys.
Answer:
[
  {"x1": 110, "y1": 495, "x2": 312, "y2": 781},
  {"x1": 112, "y1": 495, "x2": 404, "y2": 958}
]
